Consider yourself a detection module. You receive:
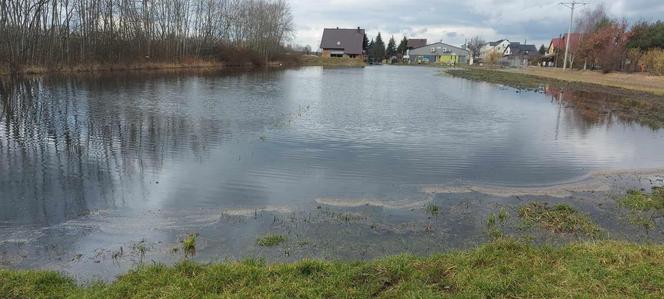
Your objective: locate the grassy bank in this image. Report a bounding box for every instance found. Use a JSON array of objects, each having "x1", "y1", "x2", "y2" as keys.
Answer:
[
  {"x1": 0, "y1": 56, "x2": 302, "y2": 76},
  {"x1": 300, "y1": 55, "x2": 367, "y2": 67},
  {"x1": 3, "y1": 239, "x2": 664, "y2": 298},
  {"x1": 444, "y1": 67, "x2": 664, "y2": 129},
  {"x1": 0, "y1": 61, "x2": 232, "y2": 76},
  {"x1": 507, "y1": 67, "x2": 664, "y2": 96}
]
